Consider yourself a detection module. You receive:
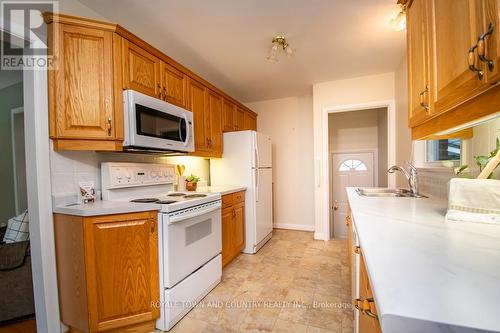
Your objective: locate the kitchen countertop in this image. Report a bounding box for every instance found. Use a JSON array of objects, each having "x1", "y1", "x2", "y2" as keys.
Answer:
[
  {"x1": 52, "y1": 186, "x2": 246, "y2": 217},
  {"x1": 53, "y1": 200, "x2": 159, "y2": 217},
  {"x1": 346, "y1": 187, "x2": 500, "y2": 333},
  {"x1": 195, "y1": 185, "x2": 246, "y2": 195}
]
